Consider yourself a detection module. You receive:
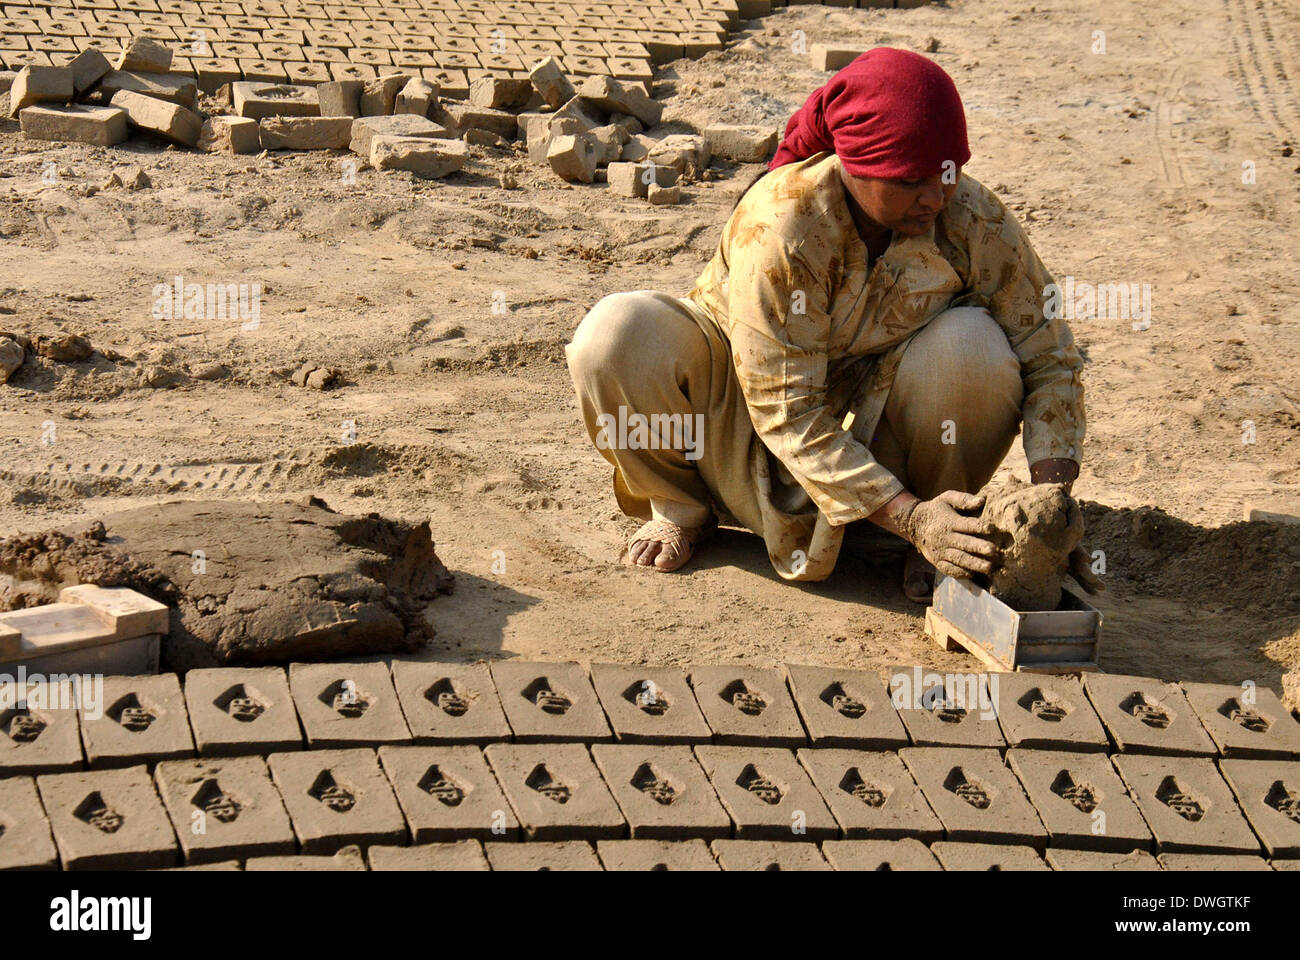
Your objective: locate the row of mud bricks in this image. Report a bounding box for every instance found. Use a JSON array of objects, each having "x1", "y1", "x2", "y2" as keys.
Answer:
[{"x1": 2, "y1": 660, "x2": 1299, "y2": 869}]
